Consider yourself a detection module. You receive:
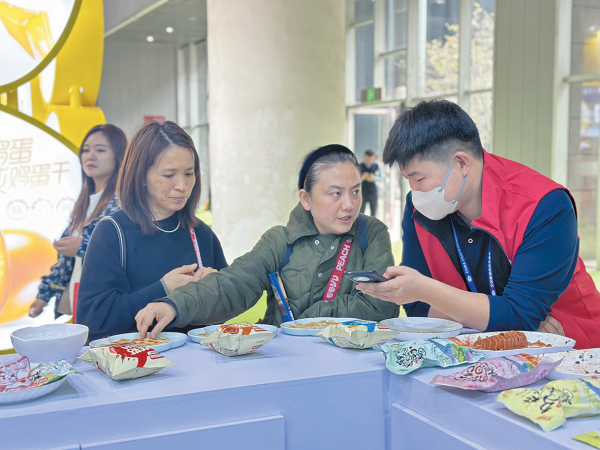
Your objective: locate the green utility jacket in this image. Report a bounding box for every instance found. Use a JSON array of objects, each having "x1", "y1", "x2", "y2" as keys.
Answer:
[{"x1": 163, "y1": 203, "x2": 399, "y2": 327}]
